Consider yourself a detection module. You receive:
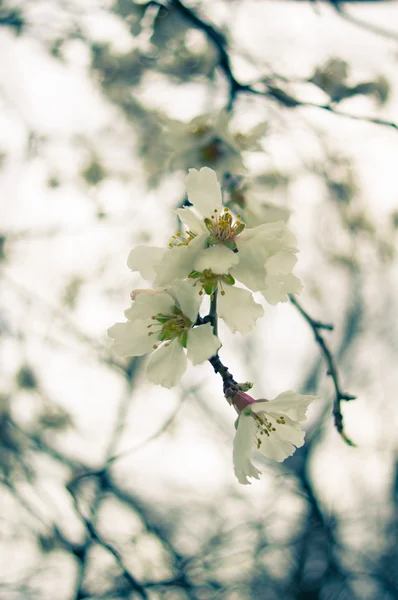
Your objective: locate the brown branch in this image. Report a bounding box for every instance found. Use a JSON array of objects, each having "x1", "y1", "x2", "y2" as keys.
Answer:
[
  {"x1": 331, "y1": 1, "x2": 398, "y2": 41},
  {"x1": 168, "y1": 0, "x2": 398, "y2": 130},
  {"x1": 289, "y1": 294, "x2": 356, "y2": 446}
]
